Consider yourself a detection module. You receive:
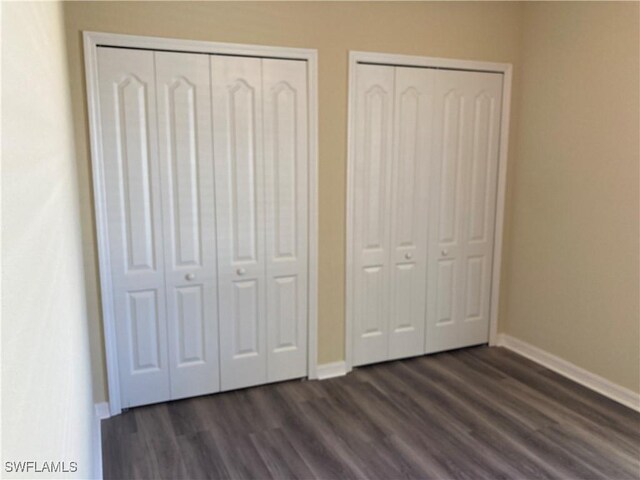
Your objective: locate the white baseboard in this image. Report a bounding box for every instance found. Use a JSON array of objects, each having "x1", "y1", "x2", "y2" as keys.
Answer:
[
  {"x1": 497, "y1": 334, "x2": 640, "y2": 412},
  {"x1": 93, "y1": 402, "x2": 109, "y2": 479},
  {"x1": 316, "y1": 361, "x2": 347, "y2": 380},
  {"x1": 95, "y1": 402, "x2": 111, "y2": 420}
]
